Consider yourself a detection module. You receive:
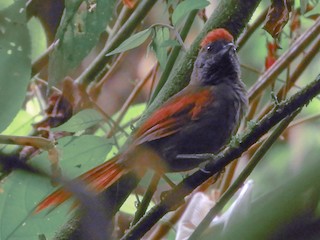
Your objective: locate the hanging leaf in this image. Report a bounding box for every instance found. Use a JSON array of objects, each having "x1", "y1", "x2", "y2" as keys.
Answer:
[
  {"x1": 48, "y1": 0, "x2": 116, "y2": 86},
  {"x1": 172, "y1": 0, "x2": 209, "y2": 26},
  {"x1": 53, "y1": 109, "x2": 104, "y2": 132},
  {"x1": 0, "y1": 1, "x2": 31, "y2": 132},
  {"x1": 263, "y1": 0, "x2": 292, "y2": 38},
  {"x1": 151, "y1": 27, "x2": 170, "y2": 69},
  {"x1": 106, "y1": 28, "x2": 152, "y2": 56}
]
